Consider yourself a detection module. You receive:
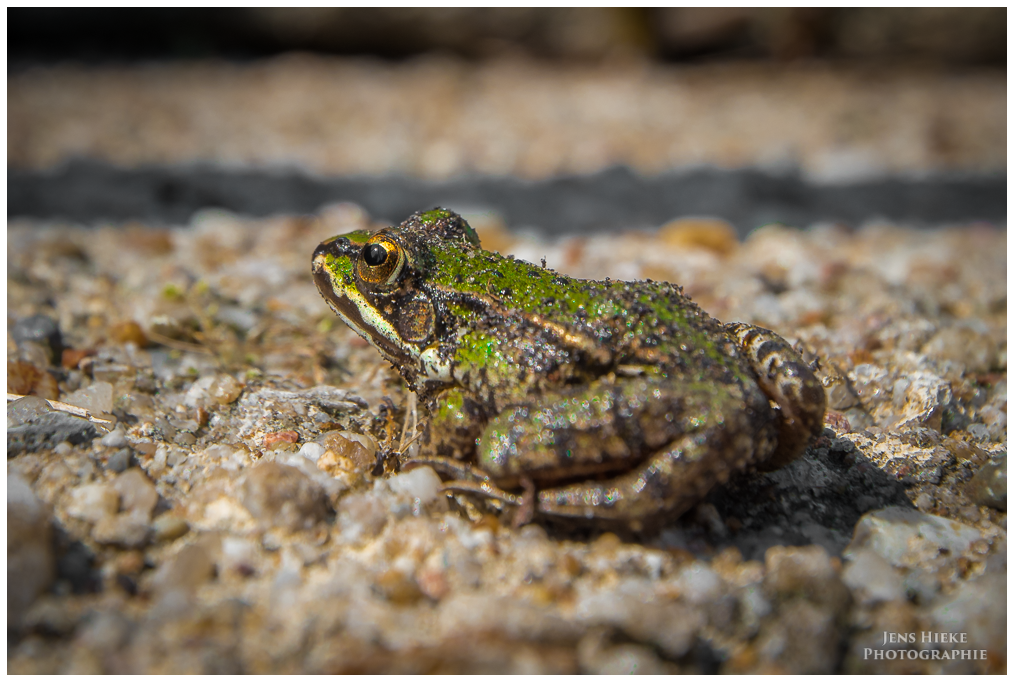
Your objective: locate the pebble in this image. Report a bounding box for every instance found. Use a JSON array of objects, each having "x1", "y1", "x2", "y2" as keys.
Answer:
[
  {"x1": 92, "y1": 512, "x2": 150, "y2": 548},
  {"x1": 658, "y1": 217, "x2": 738, "y2": 255},
  {"x1": 99, "y1": 428, "x2": 128, "y2": 448},
  {"x1": 11, "y1": 314, "x2": 63, "y2": 362},
  {"x1": 241, "y1": 461, "x2": 330, "y2": 531},
  {"x1": 113, "y1": 468, "x2": 158, "y2": 519},
  {"x1": 152, "y1": 515, "x2": 190, "y2": 542},
  {"x1": 7, "y1": 395, "x2": 53, "y2": 426},
  {"x1": 297, "y1": 442, "x2": 325, "y2": 464},
  {"x1": 108, "y1": 320, "x2": 148, "y2": 347},
  {"x1": 151, "y1": 541, "x2": 216, "y2": 597},
  {"x1": 965, "y1": 454, "x2": 1006, "y2": 510},
  {"x1": 6, "y1": 360, "x2": 59, "y2": 399},
  {"x1": 840, "y1": 548, "x2": 905, "y2": 605},
  {"x1": 763, "y1": 545, "x2": 850, "y2": 612},
  {"x1": 671, "y1": 561, "x2": 726, "y2": 605},
  {"x1": 337, "y1": 490, "x2": 390, "y2": 543},
  {"x1": 105, "y1": 448, "x2": 134, "y2": 473},
  {"x1": 8, "y1": 474, "x2": 55, "y2": 627},
  {"x1": 844, "y1": 507, "x2": 981, "y2": 567},
  {"x1": 62, "y1": 382, "x2": 114, "y2": 414},
  {"x1": 930, "y1": 573, "x2": 1006, "y2": 658},
  {"x1": 208, "y1": 374, "x2": 243, "y2": 405},
  {"x1": 65, "y1": 483, "x2": 120, "y2": 524},
  {"x1": 387, "y1": 467, "x2": 442, "y2": 505}
]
